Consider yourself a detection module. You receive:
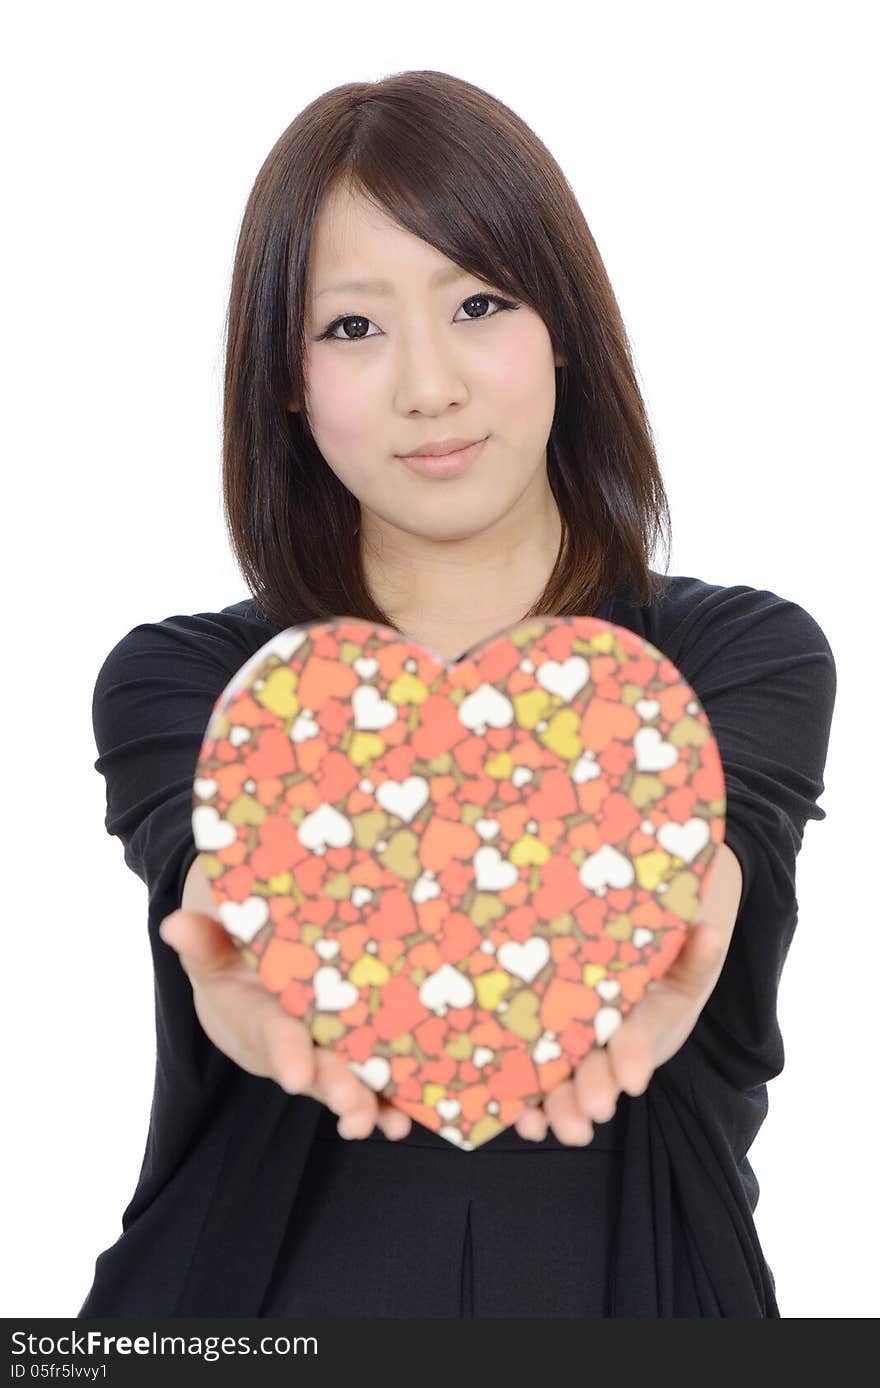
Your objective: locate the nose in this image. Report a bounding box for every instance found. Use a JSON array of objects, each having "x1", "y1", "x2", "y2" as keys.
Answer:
[{"x1": 392, "y1": 329, "x2": 471, "y2": 416}]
